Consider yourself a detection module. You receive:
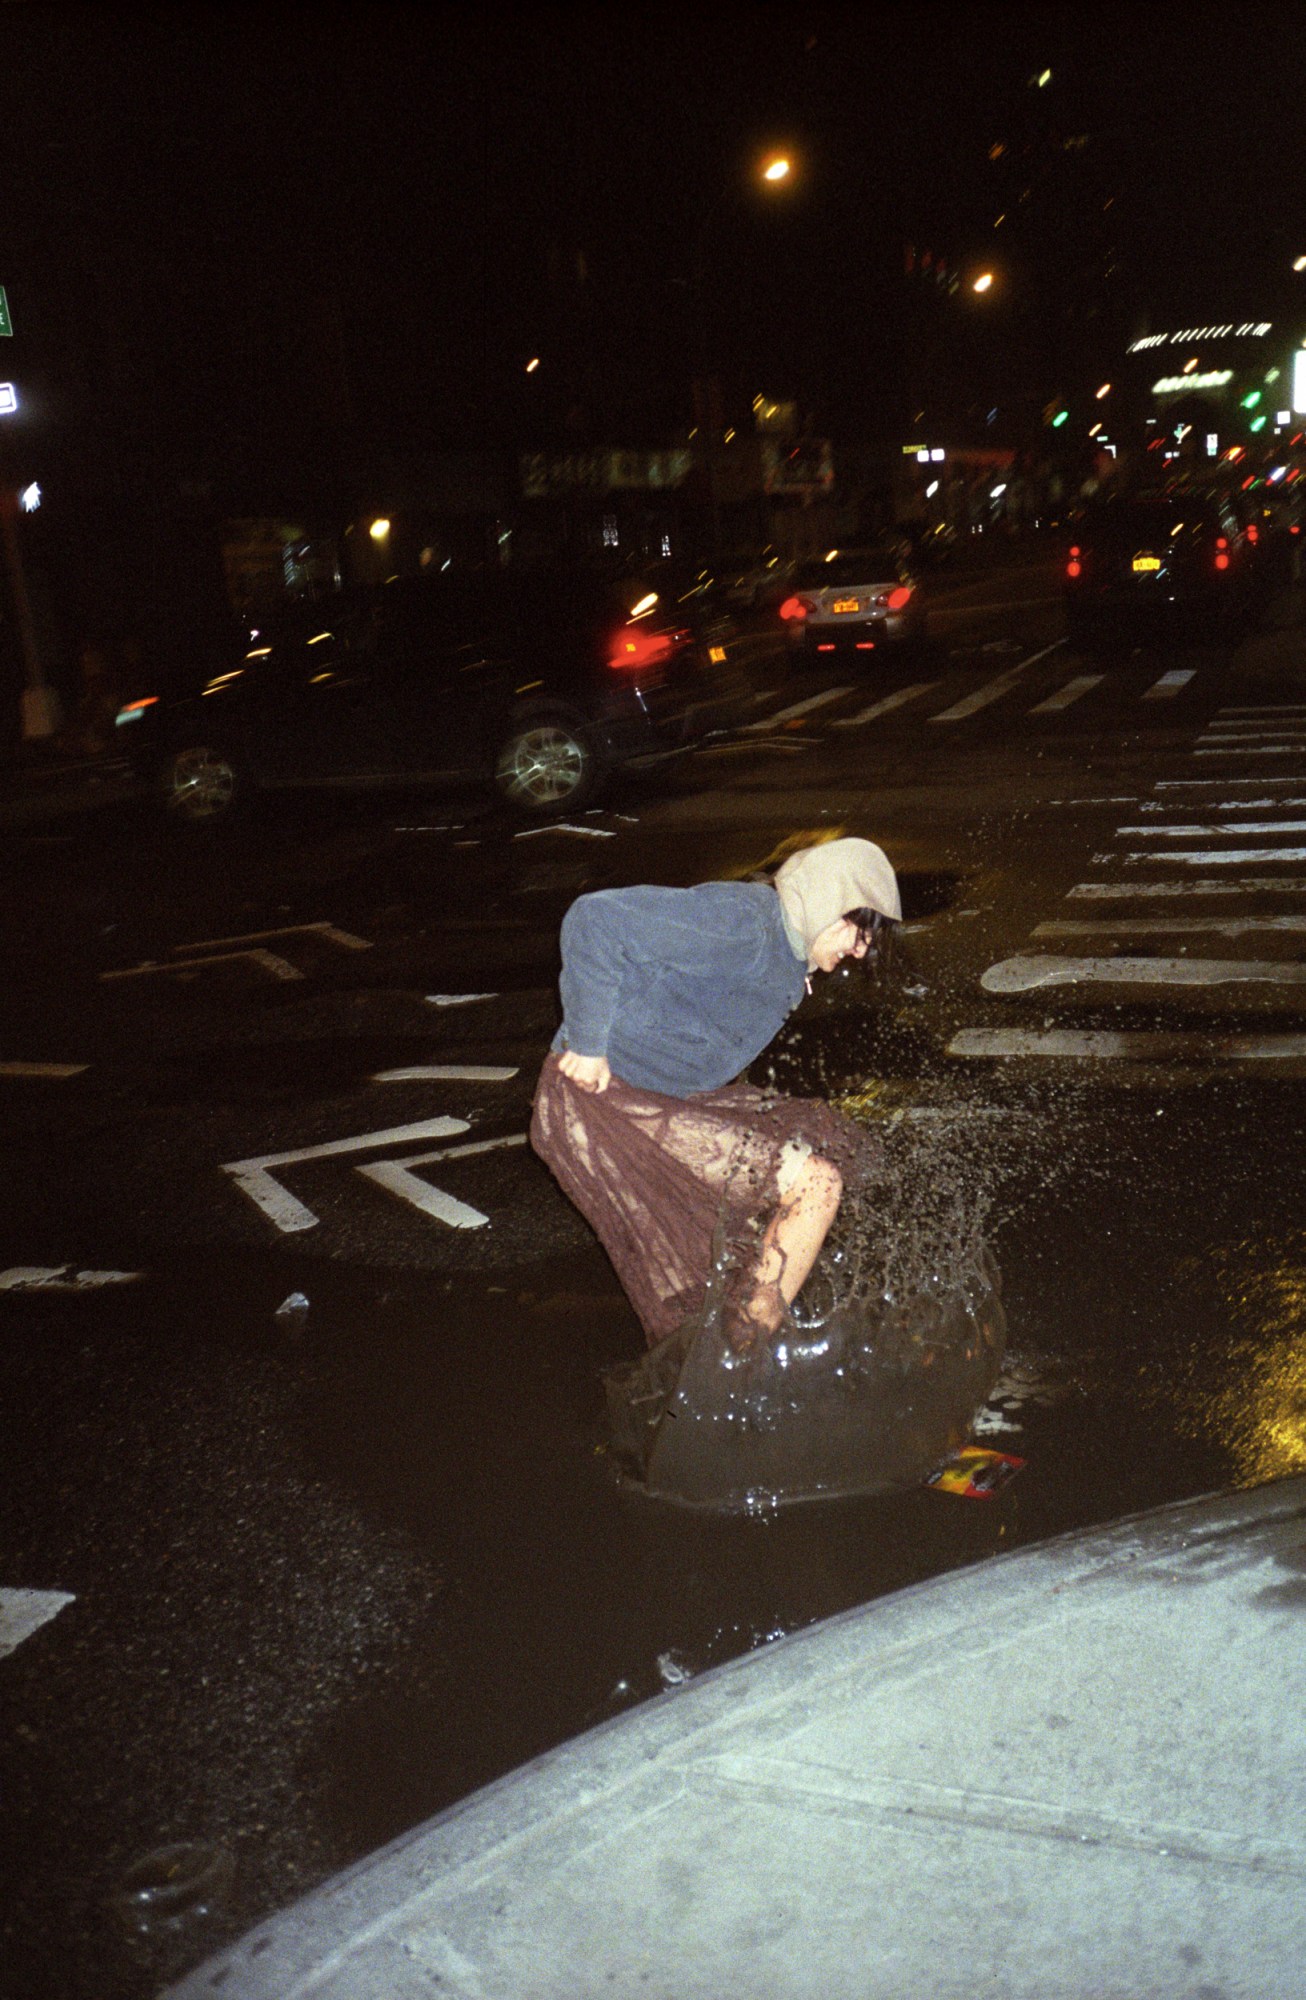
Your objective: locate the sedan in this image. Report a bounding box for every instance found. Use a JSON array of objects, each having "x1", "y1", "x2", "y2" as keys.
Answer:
[
  {"x1": 778, "y1": 547, "x2": 925, "y2": 658},
  {"x1": 115, "y1": 564, "x2": 748, "y2": 825}
]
